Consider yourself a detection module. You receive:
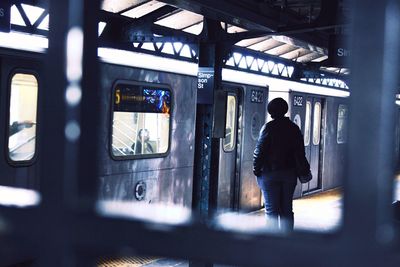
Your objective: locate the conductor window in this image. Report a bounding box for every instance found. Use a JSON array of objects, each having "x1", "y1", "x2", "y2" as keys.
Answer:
[
  {"x1": 8, "y1": 73, "x2": 38, "y2": 162},
  {"x1": 304, "y1": 101, "x2": 311, "y2": 146},
  {"x1": 313, "y1": 102, "x2": 322, "y2": 145},
  {"x1": 223, "y1": 95, "x2": 237, "y2": 152},
  {"x1": 111, "y1": 82, "x2": 171, "y2": 158},
  {"x1": 337, "y1": 104, "x2": 348, "y2": 144}
]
